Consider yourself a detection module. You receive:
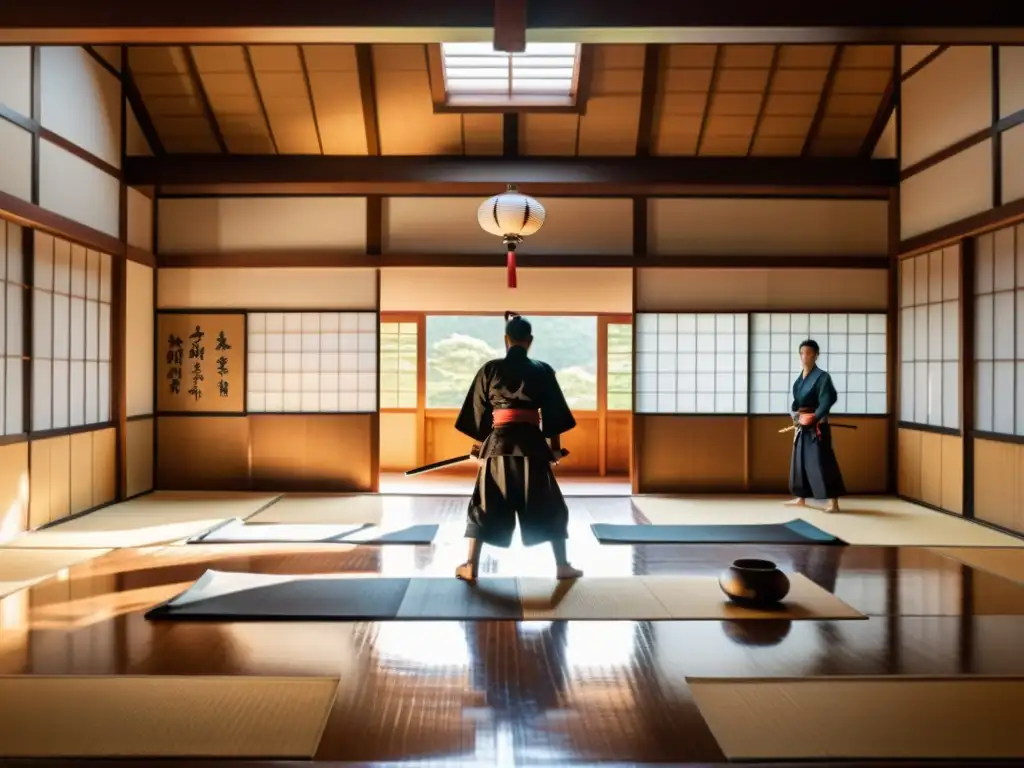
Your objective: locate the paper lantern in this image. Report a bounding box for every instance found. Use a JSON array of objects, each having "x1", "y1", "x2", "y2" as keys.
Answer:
[{"x1": 477, "y1": 184, "x2": 546, "y2": 289}]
